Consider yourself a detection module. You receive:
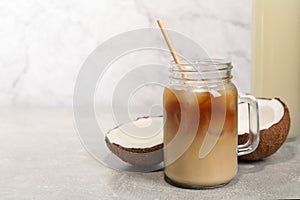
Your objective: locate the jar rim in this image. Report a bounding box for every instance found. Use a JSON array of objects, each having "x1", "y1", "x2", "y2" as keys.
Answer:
[
  {"x1": 169, "y1": 58, "x2": 233, "y2": 84},
  {"x1": 170, "y1": 58, "x2": 232, "y2": 72}
]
